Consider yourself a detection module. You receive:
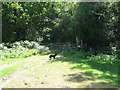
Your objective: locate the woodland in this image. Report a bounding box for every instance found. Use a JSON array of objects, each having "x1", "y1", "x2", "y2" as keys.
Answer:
[{"x1": 0, "y1": 2, "x2": 120, "y2": 88}]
